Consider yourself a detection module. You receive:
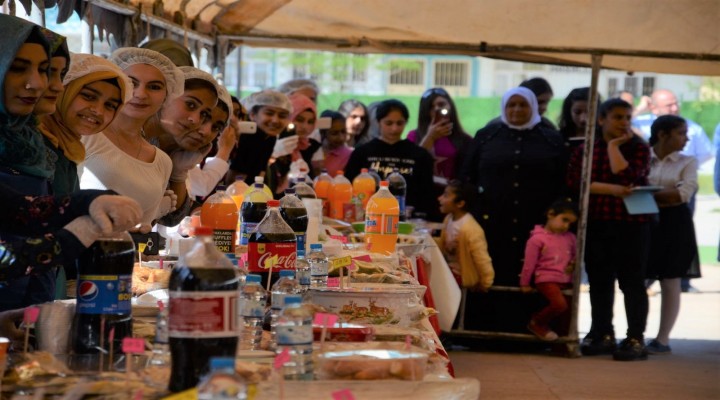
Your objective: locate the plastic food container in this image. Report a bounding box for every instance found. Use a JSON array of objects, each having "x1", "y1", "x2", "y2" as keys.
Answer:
[
  {"x1": 312, "y1": 322, "x2": 375, "y2": 342},
  {"x1": 308, "y1": 287, "x2": 425, "y2": 326},
  {"x1": 316, "y1": 349, "x2": 428, "y2": 381}
]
